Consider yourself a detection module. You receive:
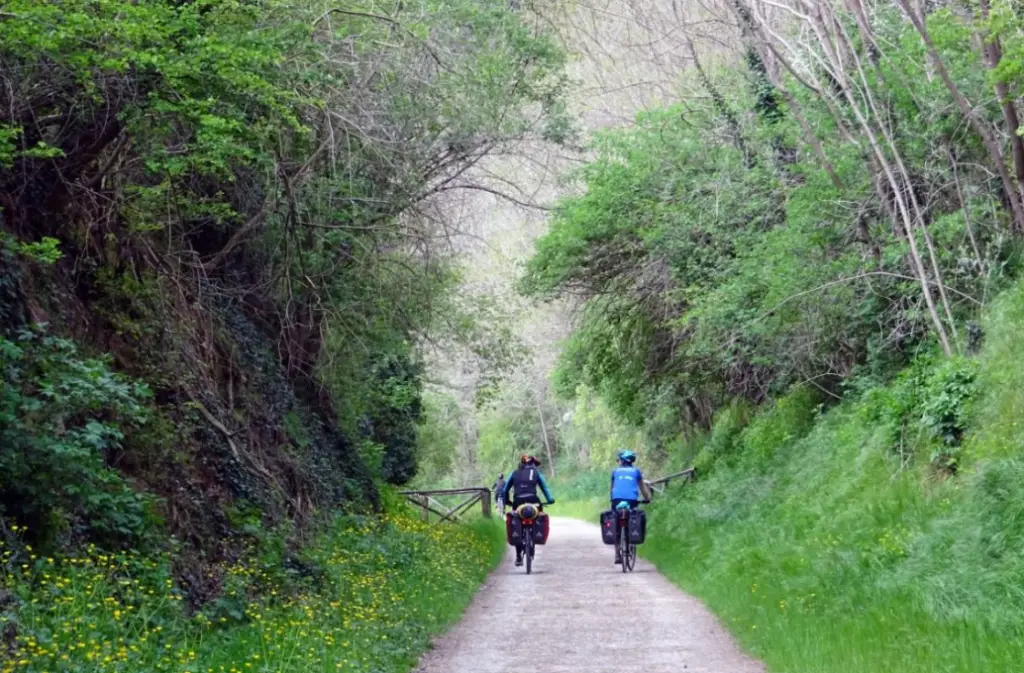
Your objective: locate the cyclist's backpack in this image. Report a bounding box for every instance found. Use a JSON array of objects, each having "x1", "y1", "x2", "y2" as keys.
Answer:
[
  {"x1": 505, "y1": 512, "x2": 523, "y2": 546},
  {"x1": 532, "y1": 512, "x2": 550, "y2": 545},
  {"x1": 512, "y1": 467, "x2": 540, "y2": 501},
  {"x1": 599, "y1": 510, "x2": 617, "y2": 545},
  {"x1": 627, "y1": 509, "x2": 647, "y2": 544}
]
